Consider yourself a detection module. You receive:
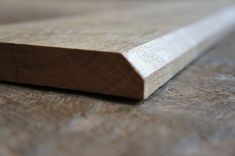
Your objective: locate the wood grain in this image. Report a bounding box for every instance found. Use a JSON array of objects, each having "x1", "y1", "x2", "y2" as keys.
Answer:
[
  {"x1": 0, "y1": 30, "x2": 235, "y2": 156},
  {"x1": 0, "y1": 1, "x2": 235, "y2": 155},
  {"x1": 0, "y1": 1, "x2": 235, "y2": 99}
]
